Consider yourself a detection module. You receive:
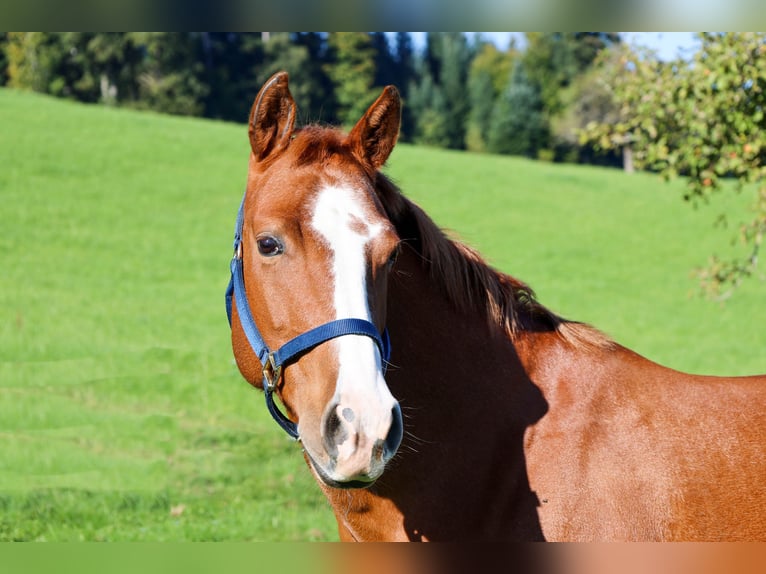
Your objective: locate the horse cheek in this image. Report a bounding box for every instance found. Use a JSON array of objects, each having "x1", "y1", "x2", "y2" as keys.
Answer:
[{"x1": 231, "y1": 304, "x2": 264, "y2": 389}]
